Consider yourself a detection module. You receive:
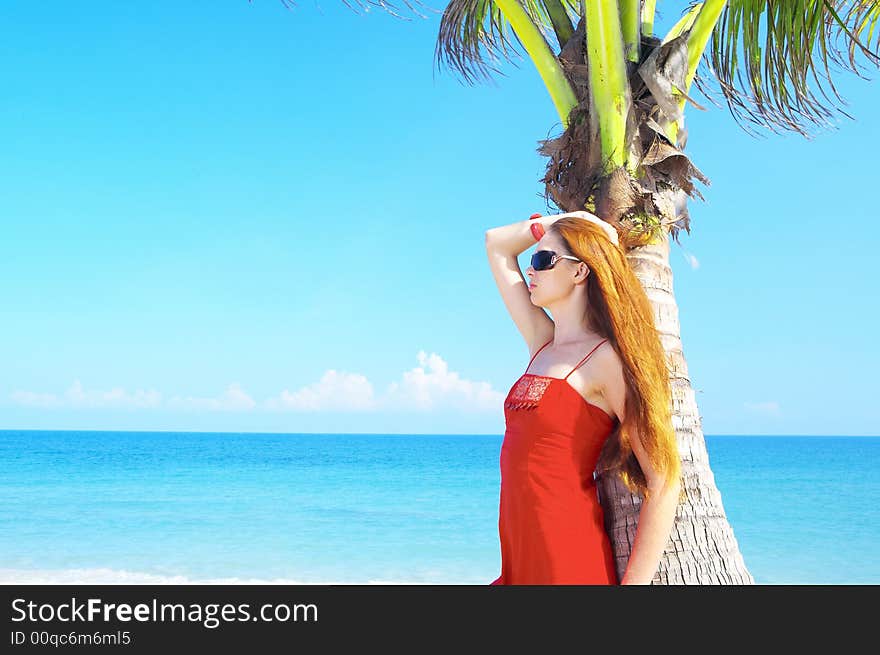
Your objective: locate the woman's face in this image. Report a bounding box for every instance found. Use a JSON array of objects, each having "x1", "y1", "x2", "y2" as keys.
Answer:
[{"x1": 525, "y1": 234, "x2": 587, "y2": 307}]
